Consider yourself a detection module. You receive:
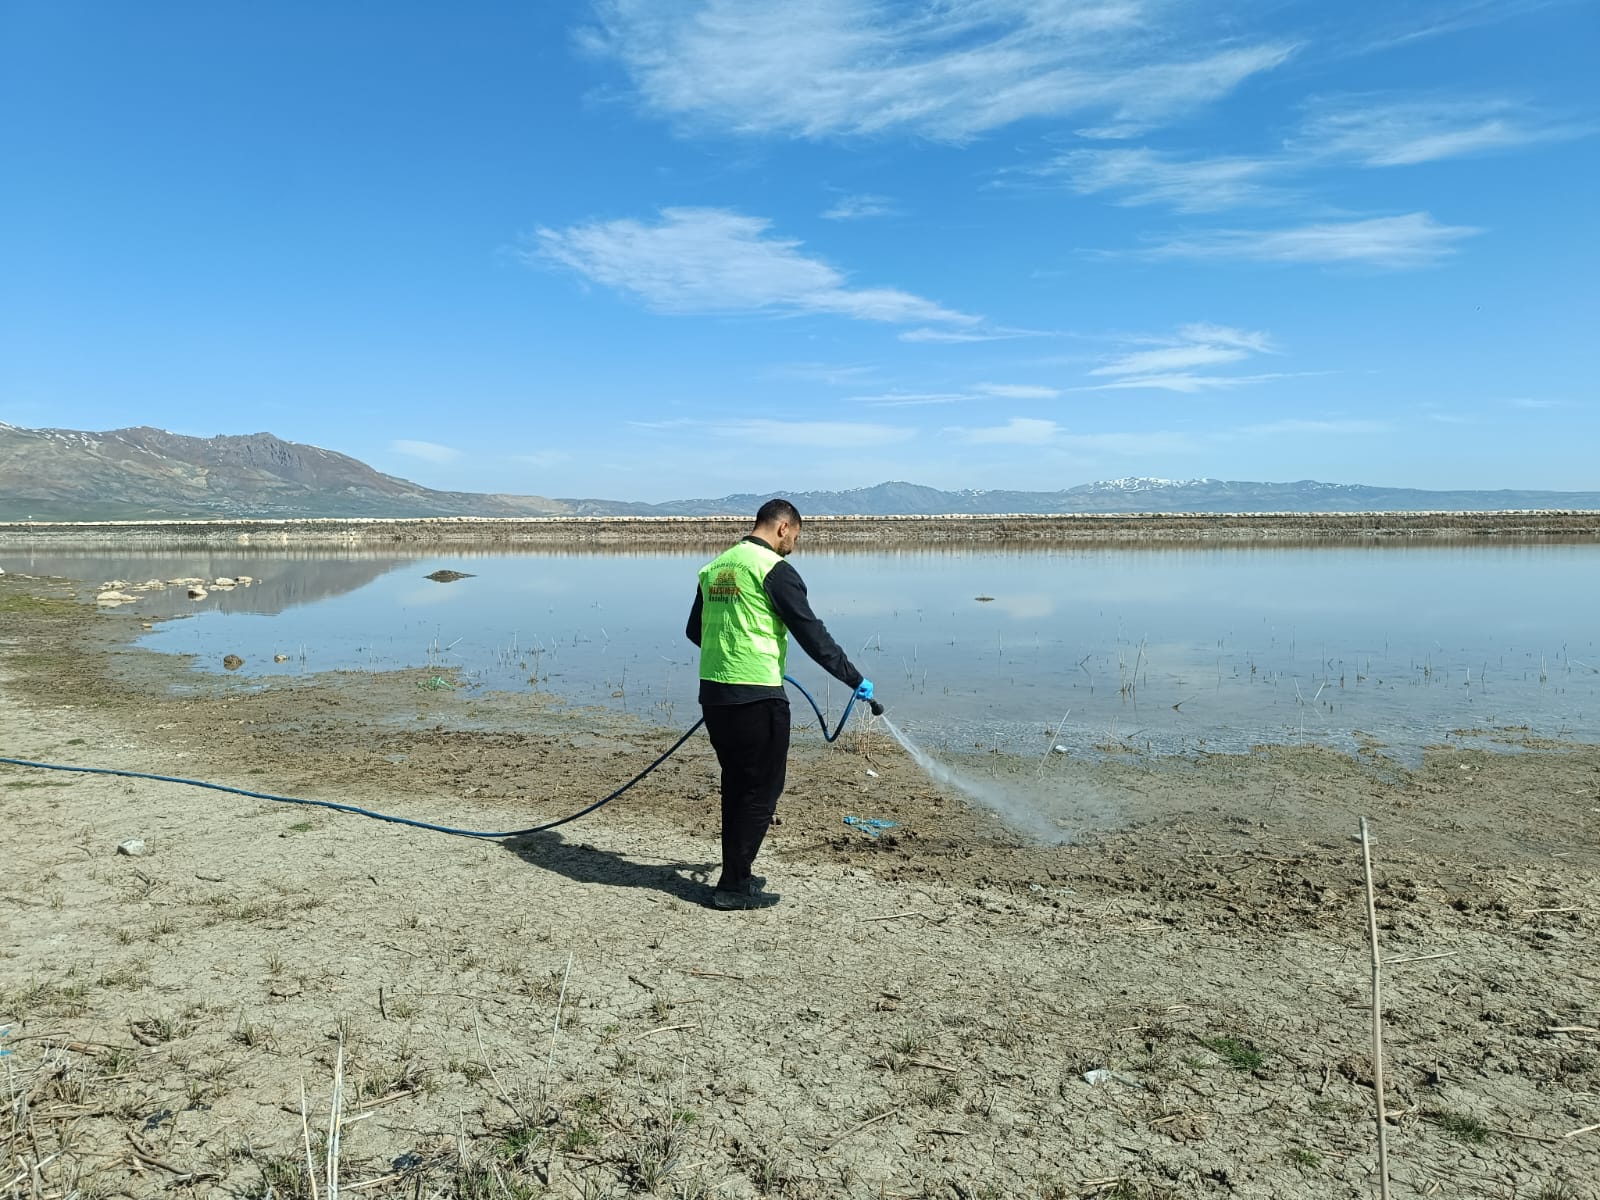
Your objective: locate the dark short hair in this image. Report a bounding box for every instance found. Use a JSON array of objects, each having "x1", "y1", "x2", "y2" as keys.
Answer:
[{"x1": 755, "y1": 497, "x2": 801, "y2": 527}]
